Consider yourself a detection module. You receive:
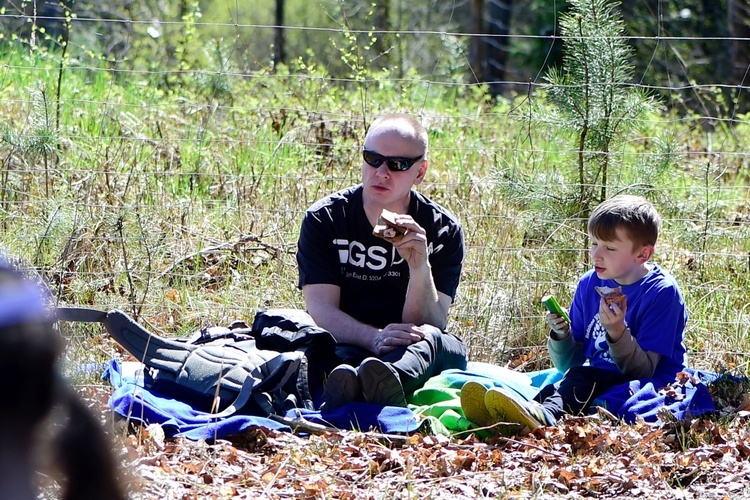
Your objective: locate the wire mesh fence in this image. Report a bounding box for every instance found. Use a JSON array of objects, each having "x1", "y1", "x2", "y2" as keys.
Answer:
[{"x1": 2, "y1": 4, "x2": 750, "y2": 371}]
